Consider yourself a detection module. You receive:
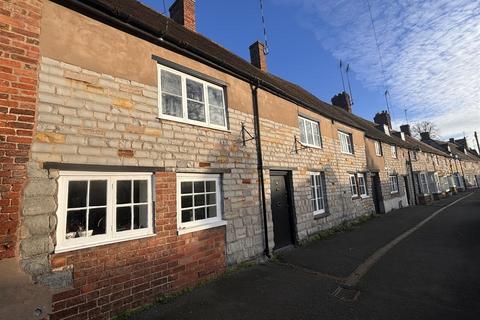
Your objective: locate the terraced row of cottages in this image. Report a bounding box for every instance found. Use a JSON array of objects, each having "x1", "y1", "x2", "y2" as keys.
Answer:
[{"x1": 1, "y1": 0, "x2": 479, "y2": 319}]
